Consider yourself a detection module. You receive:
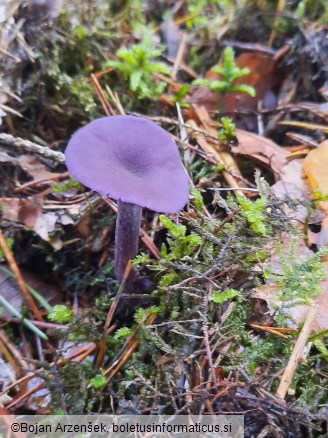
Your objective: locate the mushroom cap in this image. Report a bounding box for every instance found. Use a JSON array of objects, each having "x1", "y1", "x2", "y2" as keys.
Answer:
[{"x1": 65, "y1": 115, "x2": 189, "y2": 213}]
